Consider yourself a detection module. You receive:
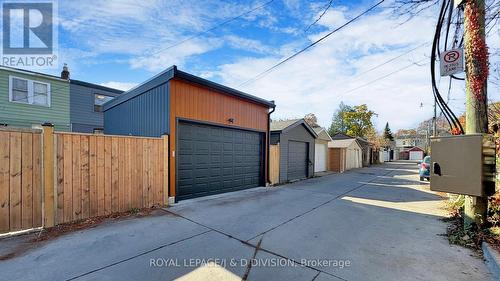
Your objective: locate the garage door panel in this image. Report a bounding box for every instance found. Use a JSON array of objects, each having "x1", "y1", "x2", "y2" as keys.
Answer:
[
  {"x1": 178, "y1": 121, "x2": 263, "y2": 200},
  {"x1": 288, "y1": 141, "x2": 308, "y2": 181}
]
